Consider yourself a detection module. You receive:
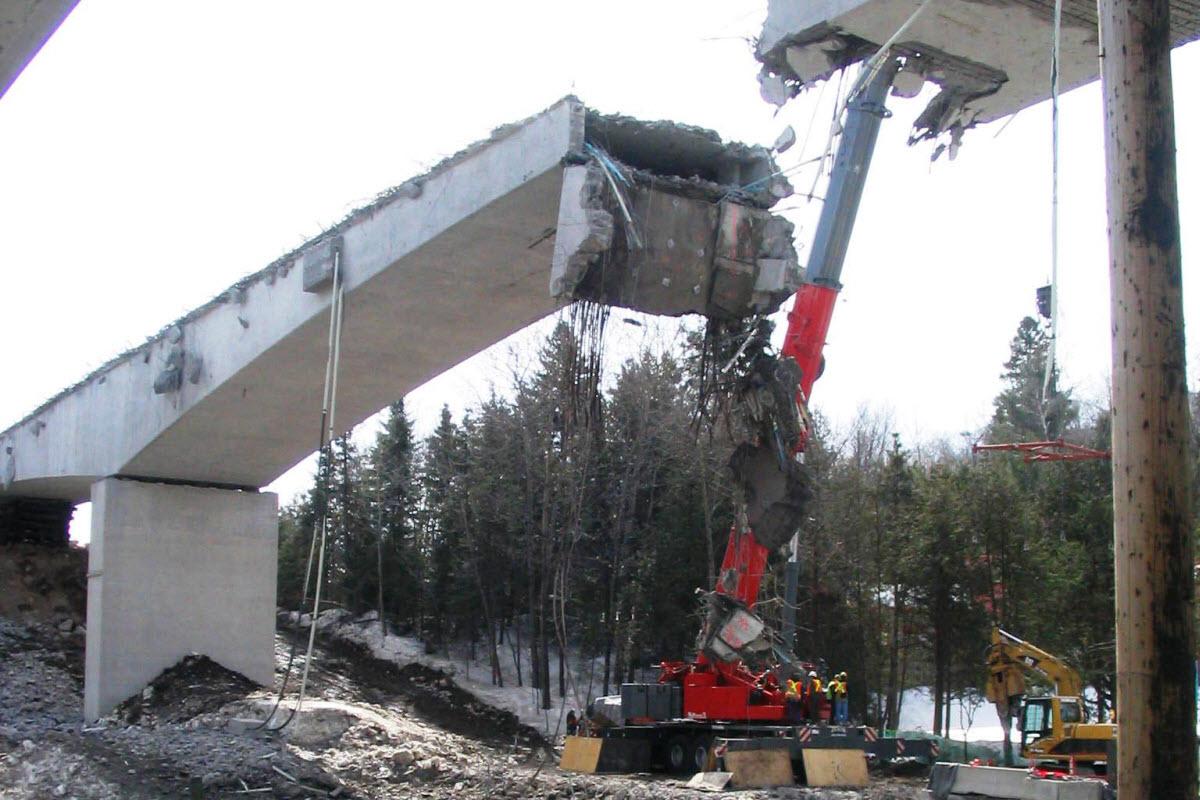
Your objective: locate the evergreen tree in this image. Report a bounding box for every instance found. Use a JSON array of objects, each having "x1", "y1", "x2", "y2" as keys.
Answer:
[
  {"x1": 368, "y1": 400, "x2": 419, "y2": 630},
  {"x1": 990, "y1": 317, "x2": 1077, "y2": 441}
]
